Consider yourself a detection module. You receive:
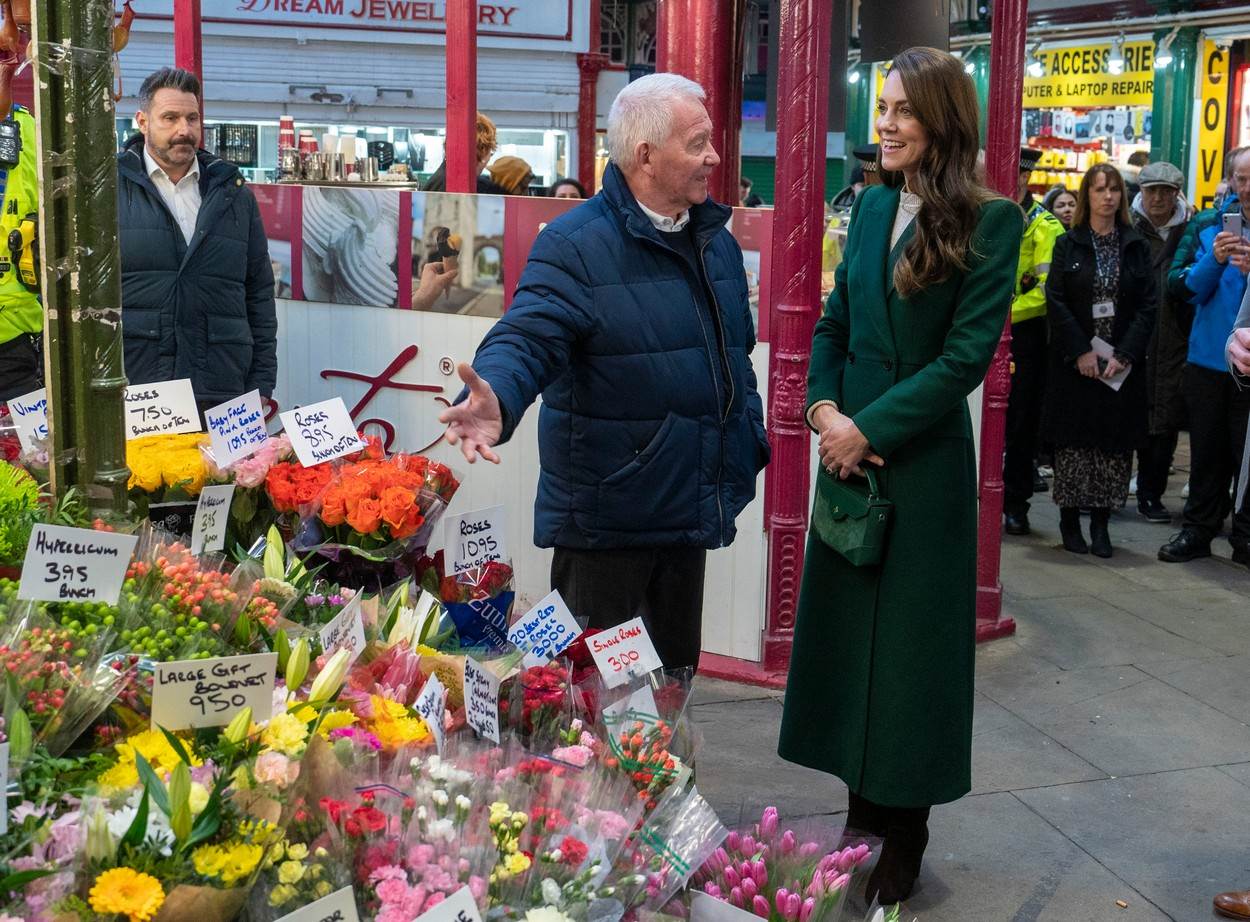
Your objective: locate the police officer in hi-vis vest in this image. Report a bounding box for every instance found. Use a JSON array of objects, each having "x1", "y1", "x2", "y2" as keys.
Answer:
[
  {"x1": 0, "y1": 6, "x2": 41, "y2": 402},
  {"x1": 1003, "y1": 147, "x2": 1065, "y2": 535}
]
